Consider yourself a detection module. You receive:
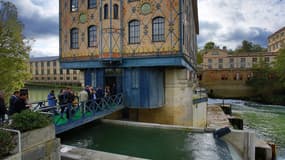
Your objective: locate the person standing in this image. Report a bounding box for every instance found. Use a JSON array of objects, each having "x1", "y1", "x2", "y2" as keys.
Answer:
[
  {"x1": 79, "y1": 87, "x2": 88, "y2": 114},
  {"x1": 47, "y1": 90, "x2": 57, "y2": 107},
  {"x1": 0, "y1": 91, "x2": 7, "y2": 124},
  {"x1": 11, "y1": 92, "x2": 30, "y2": 115},
  {"x1": 8, "y1": 91, "x2": 19, "y2": 116}
]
